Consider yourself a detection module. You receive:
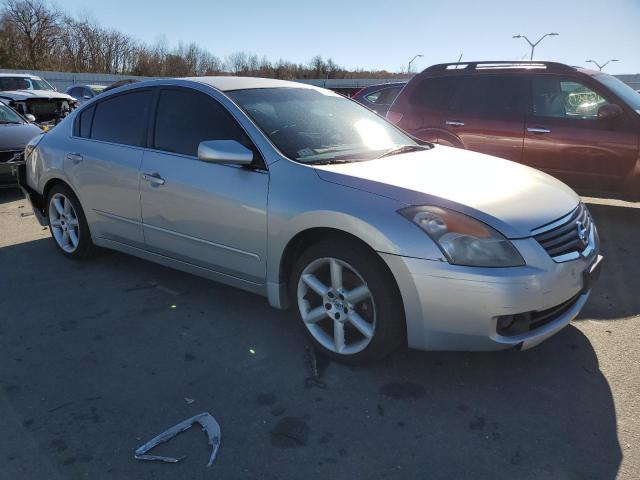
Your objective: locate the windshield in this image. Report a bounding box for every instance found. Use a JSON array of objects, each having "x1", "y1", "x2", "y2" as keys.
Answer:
[
  {"x1": 0, "y1": 76, "x2": 56, "y2": 91},
  {"x1": 0, "y1": 102, "x2": 24, "y2": 124},
  {"x1": 593, "y1": 73, "x2": 640, "y2": 114},
  {"x1": 228, "y1": 87, "x2": 416, "y2": 164}
]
